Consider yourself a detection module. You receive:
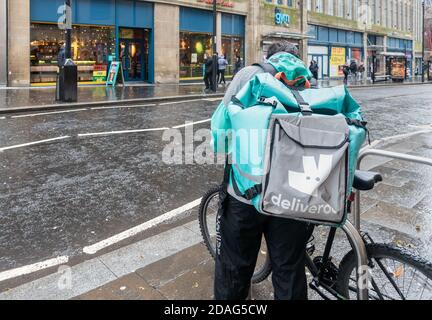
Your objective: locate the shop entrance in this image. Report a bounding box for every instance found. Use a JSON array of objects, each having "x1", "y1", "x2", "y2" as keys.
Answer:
[{"x1": 119, "y1": 28, "x2": 150, "y2": 82}]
